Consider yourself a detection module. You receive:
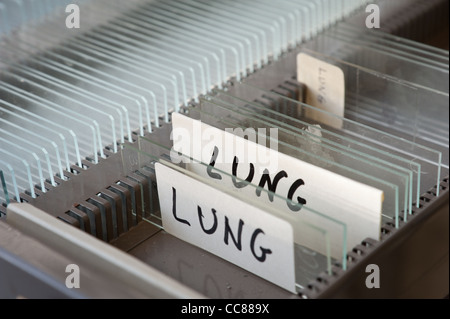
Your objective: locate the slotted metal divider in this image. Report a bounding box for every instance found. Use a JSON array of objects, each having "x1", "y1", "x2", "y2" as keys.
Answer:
[
  {"x1": 0, "y1": 0, "x2": 367, "y2": 208},
  {"x1": 0, "y1": 0, "x2": 448, "y2": 300}
]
